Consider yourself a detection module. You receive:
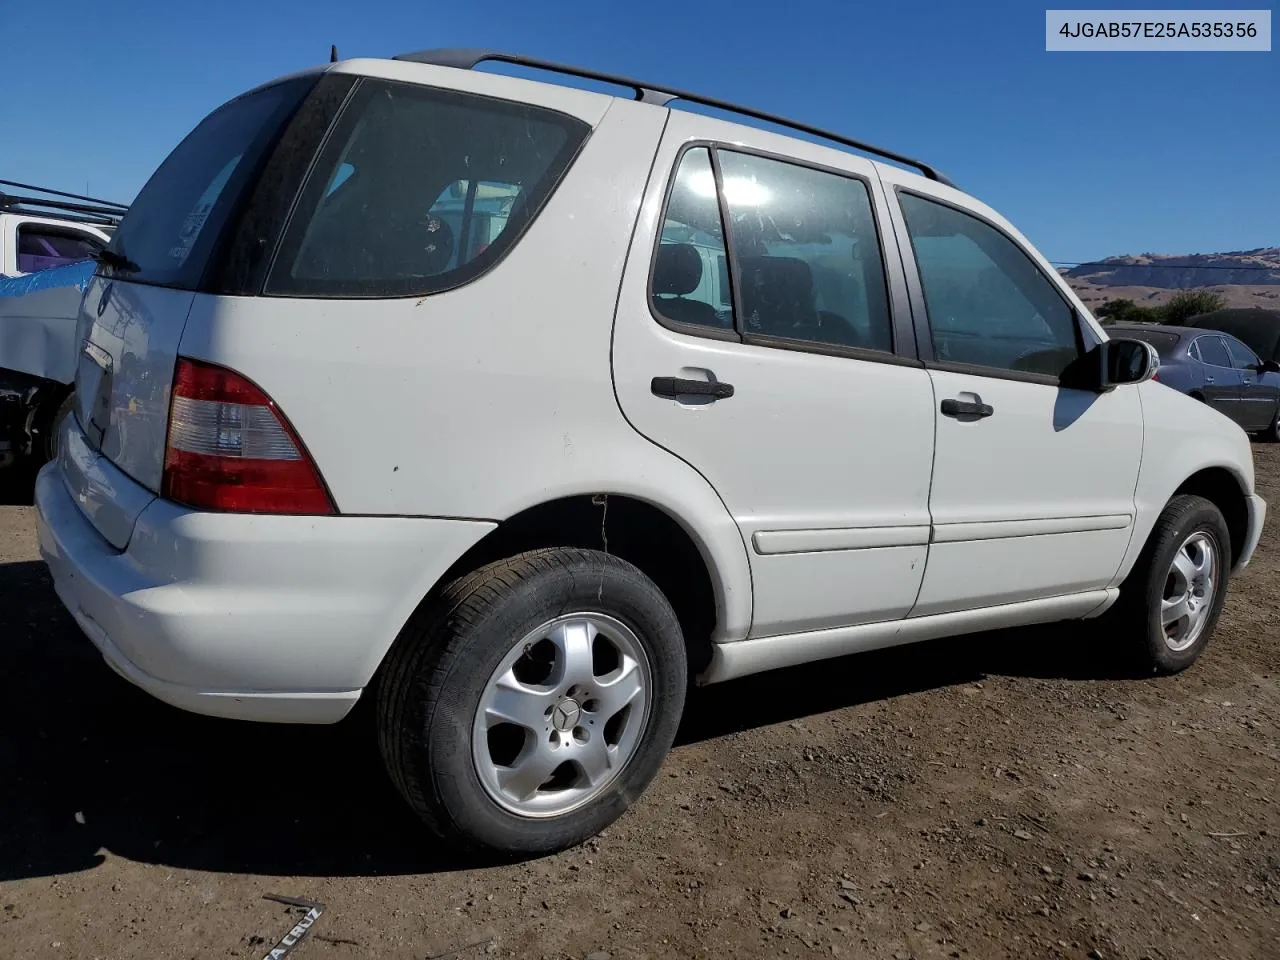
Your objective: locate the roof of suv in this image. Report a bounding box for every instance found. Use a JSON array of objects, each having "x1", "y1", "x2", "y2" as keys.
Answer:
[{"x1": 337, "y1": 48, "x2": 958, "y2": 189}]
